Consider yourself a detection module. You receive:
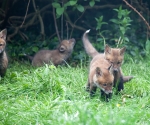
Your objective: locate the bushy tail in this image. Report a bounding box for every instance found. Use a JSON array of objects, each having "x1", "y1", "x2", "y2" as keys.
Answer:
[
  {"x1": 123, "y1": 76, "x2": 134, "y2": 83},
  {"x1": 23, "y1": 53, "x2": 33, "y2": 62},
  {"x1": 82, "y1": 29, "x2": 99, "y2": 58}
]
